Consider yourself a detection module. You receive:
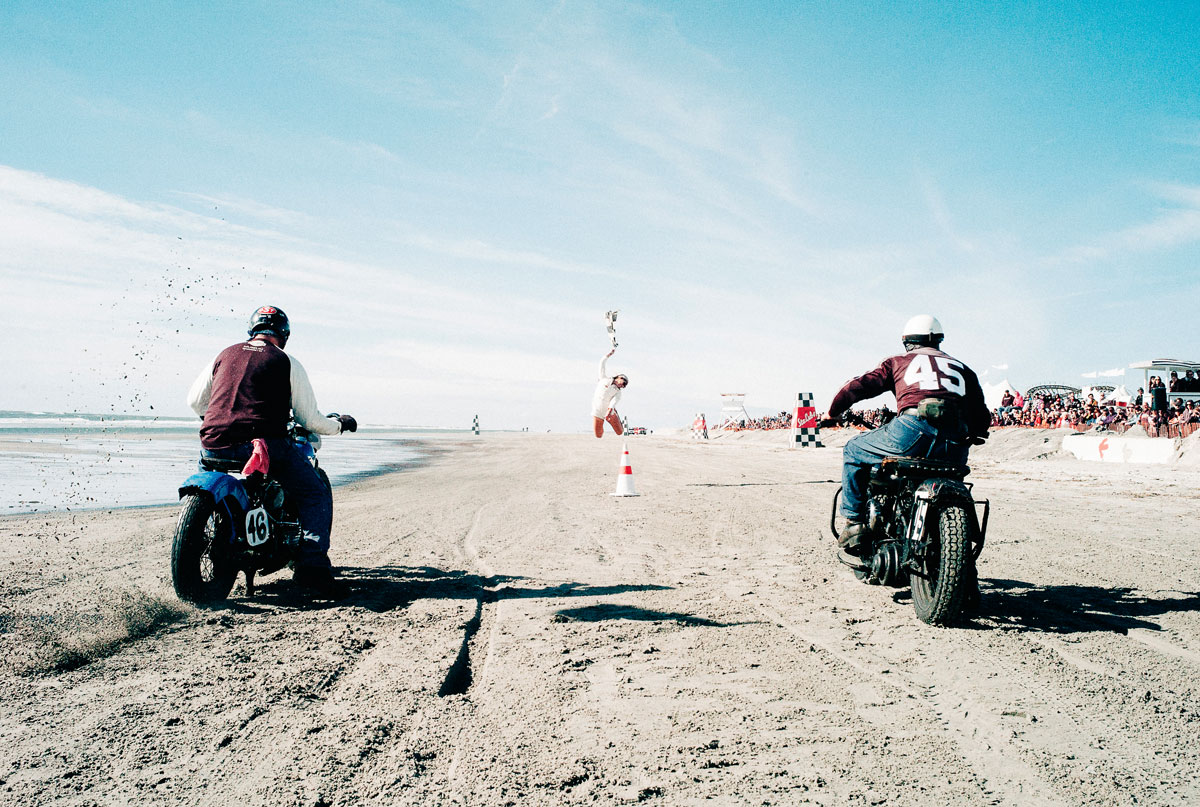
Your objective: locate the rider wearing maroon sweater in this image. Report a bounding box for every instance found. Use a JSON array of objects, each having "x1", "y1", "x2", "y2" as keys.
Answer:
[
  {"x1": 188, "y1": 306, "x2": 357, "y2": 595},
  {"x1": 827, "y1": 315, "x2": 990, "y2": 556}
]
